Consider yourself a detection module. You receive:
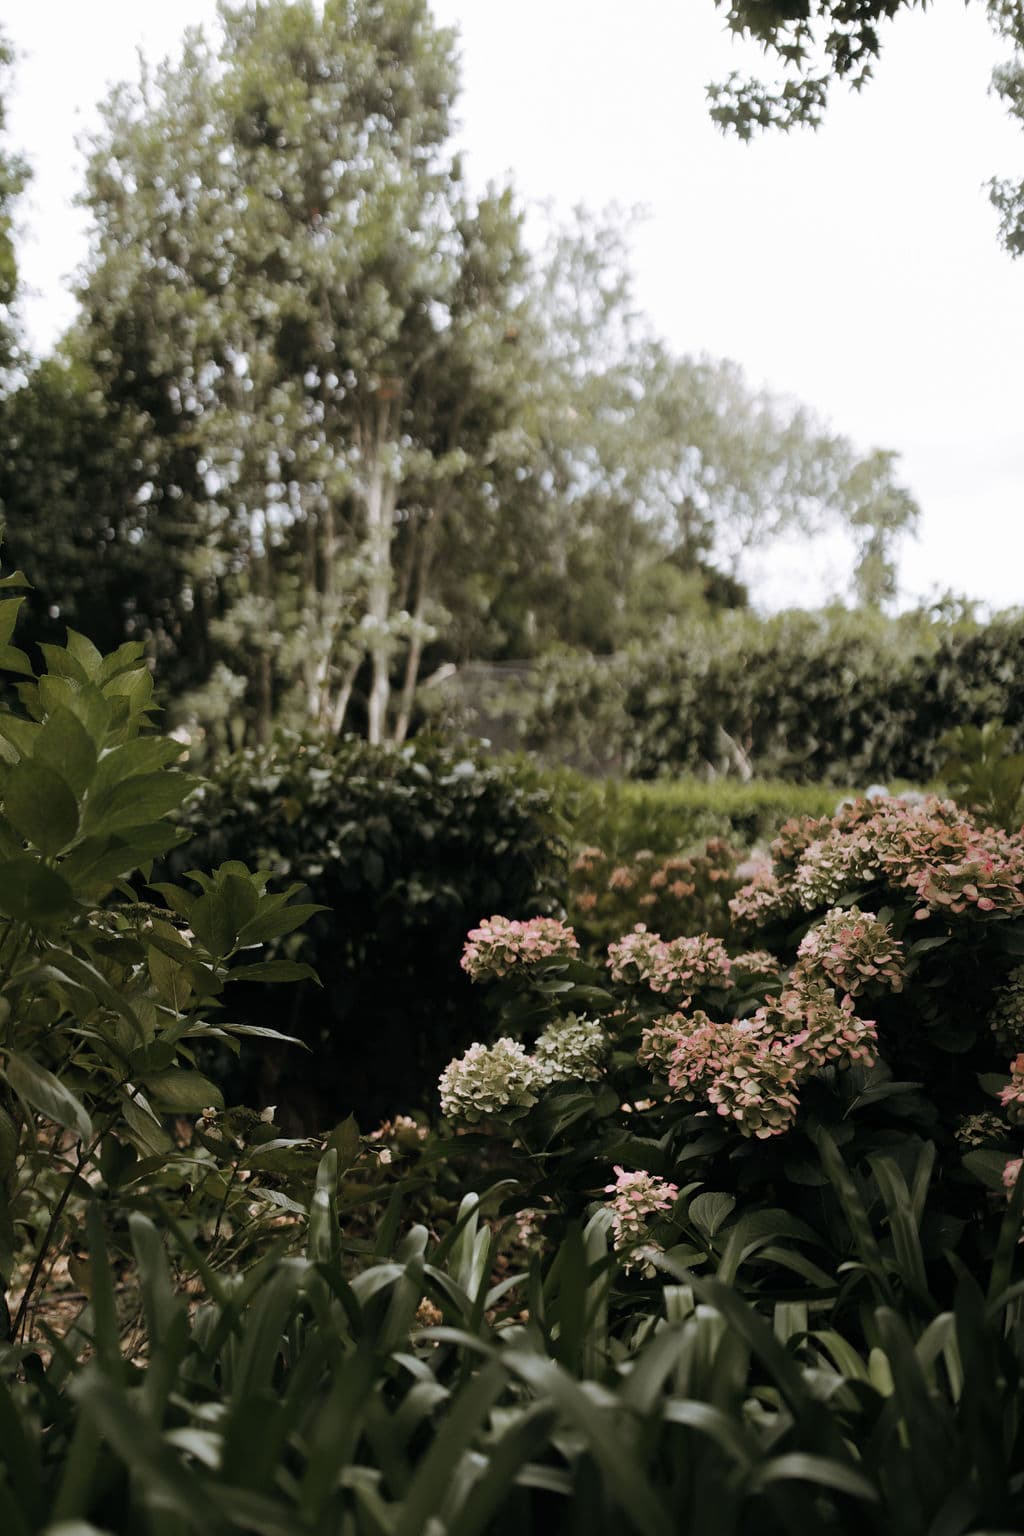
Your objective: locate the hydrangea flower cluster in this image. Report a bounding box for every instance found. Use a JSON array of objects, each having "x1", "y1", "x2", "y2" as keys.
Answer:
[
  {"x1": 956, "y1": 1111, "x2": 1009, "y2": 1149},
  {"x1": 769, "y1": 815, "x2": 830, "y2": 876},
  {"x1": 533, "y1": 1014, "x2": 608, "y2": 1084},
  {"x1": 438, "y1": 1038, "x2": 539, "y2": 1123},
  {"x1": 666, "y1": 1015, "x2": 800, "y2": 1138},
  {"x1": 656, "y1": 977, "x2": 876, "y2": 1139},
  {"x1": 989, "y1": 965, "x2": 1024, "y2": 1051},
  {"x1": 791, "y1": 830, "x2": 882, "y2": 910},
  {"x1": 603, "y1": 1165, "x2": 679, "y2": 1254},
  {"x1": 606, "y1": 926, "x2": 731, "y2": 997},
  {"x1": 729, "y1": 950, "x2": 783, "y2": 992},
  {"x1": 999, "y1": 1054, "x2": 1024, "y2": 1126},
  {"x1": 795, "y1": 906, "x2": 905, "y2": 996},
  {"x1": 606, "y1": 924, "x2": 672, "y2": 988},
  {"x1": 638, "y1": 1010, "x2": 713, "y2": 1076},
  {"x1": 728, "y1": 869, "x2": 795, "y2": 932},
  {"x1": 461, "y1": 915, "x2": 579, "y2": 982},
  {"x1": 773, "y1": 981, "x2": 878, "y2": 1076},
  {"x1": 731, "y1": 794, "x2": 1024, "y2": 930}
]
